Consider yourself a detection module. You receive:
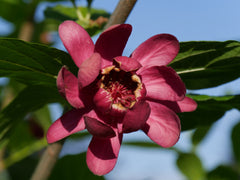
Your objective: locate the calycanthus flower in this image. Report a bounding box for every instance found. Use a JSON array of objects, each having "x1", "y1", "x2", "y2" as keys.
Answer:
[{"x1": 47, "y1": 20, "x2": 197, "y2": 175}]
